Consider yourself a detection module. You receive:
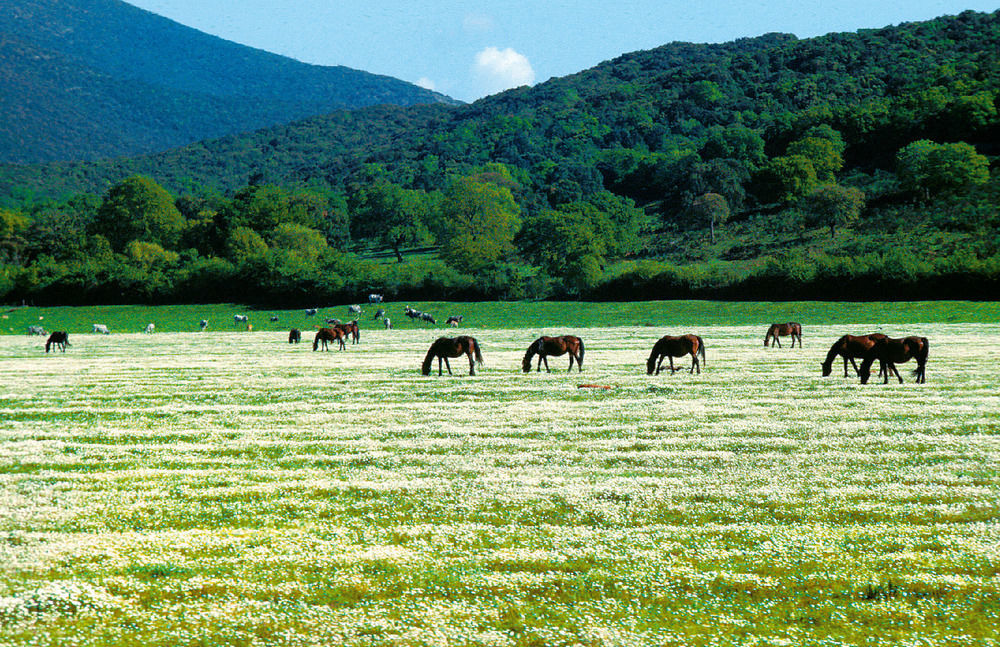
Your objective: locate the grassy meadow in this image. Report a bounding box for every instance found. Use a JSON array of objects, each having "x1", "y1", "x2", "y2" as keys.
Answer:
[{"x1": 1, "y1": 301, "x2": 999, "y2": 646}]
